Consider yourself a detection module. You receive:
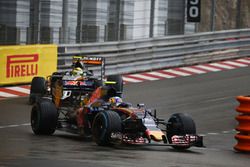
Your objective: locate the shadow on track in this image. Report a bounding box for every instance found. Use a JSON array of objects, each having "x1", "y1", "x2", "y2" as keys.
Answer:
[{"x1": 50, "y1": 133, "x2": 204, "y2": 155}]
